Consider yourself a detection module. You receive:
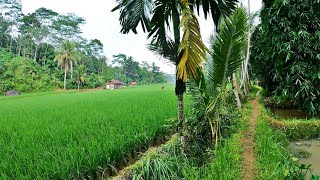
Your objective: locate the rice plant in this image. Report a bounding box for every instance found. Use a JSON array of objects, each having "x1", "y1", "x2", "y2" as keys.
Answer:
[{"x1": 0, "y1": 84, "x2": 177, "y2": 179}]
